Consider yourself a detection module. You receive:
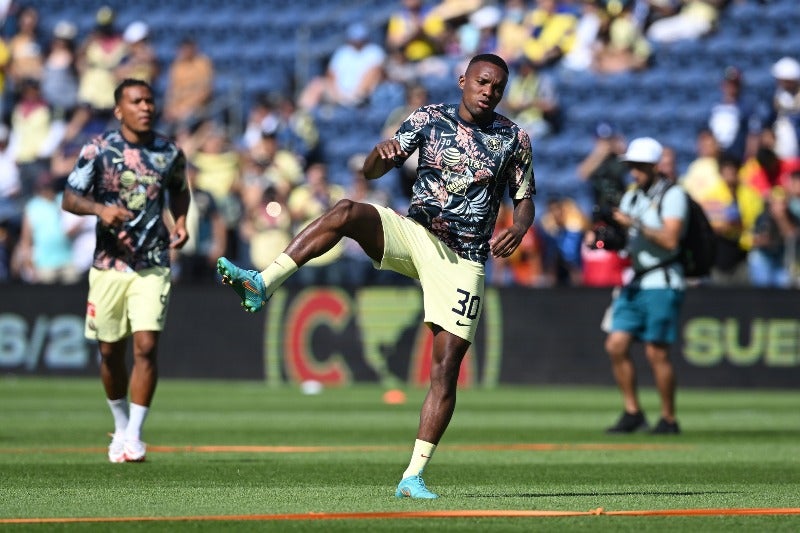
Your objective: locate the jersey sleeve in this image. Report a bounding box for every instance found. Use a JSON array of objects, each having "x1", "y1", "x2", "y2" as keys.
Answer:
[
  {"x1": 507, "y1": 128, "x2": 535, "y2": 201},
  {"x1": 65, "y1": 140, "x2": 102, "y2": 196},
  {"x1": 392, "y1": 106, "x2": 428, "y2": 161}
]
